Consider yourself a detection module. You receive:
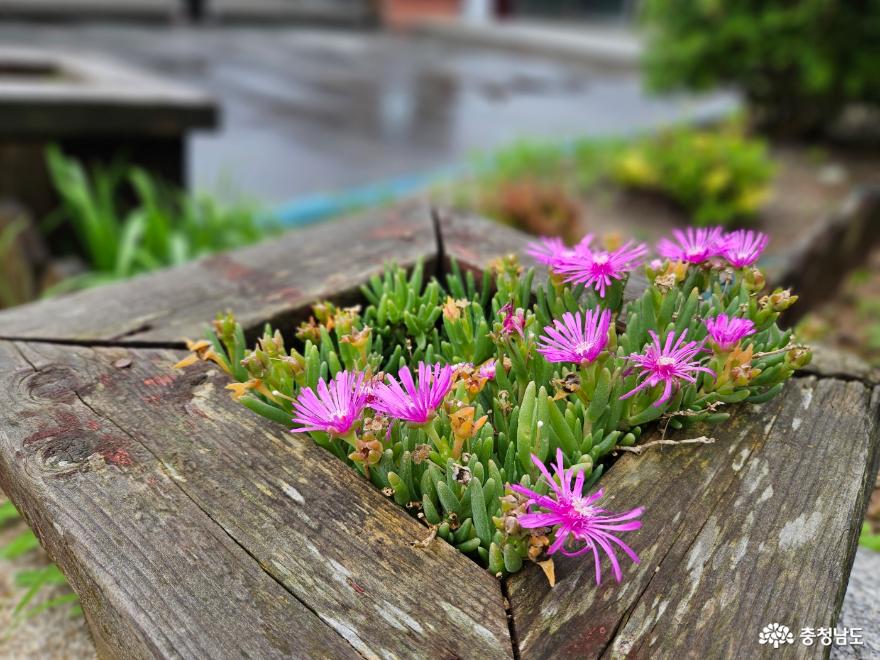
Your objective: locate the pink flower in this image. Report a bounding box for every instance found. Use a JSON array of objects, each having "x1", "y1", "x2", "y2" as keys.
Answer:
[
  {"x1": 723, "y1": 229, "x2": 768, "y2": 268},
  {"x1": 705, "y1": 314, "x2": 756, "y2": 350},
  {"x1": 371, "y1": 362, "x2": 453, "y2": 424},
  {"x1": 537, "y1": 308, "x2": 612, "y2": 365},
  {"x1": 500, "y1": 302, "x2": 526, "y2": 338},
  {"x1": 526, "y1": 235, "x2": 592, "y2": 266},
  {"x1": 656, "y1": 227, "x2": 726, "y2": 264},
  {"x1": 478, "y1": 359, "x2": 497, "y2": 380},
  {"x1": 510, "y1": 449, "x2": 642, "y2": 584},
  {"x1": 621, "y1": 329, "x2": 714, "y2": 407},
  {"x1": 553, "y1": 241, "x2": 648, "y2": 297},
  {"x1": 291, "y1": 370, "x2": 368, "y2": 436}
]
